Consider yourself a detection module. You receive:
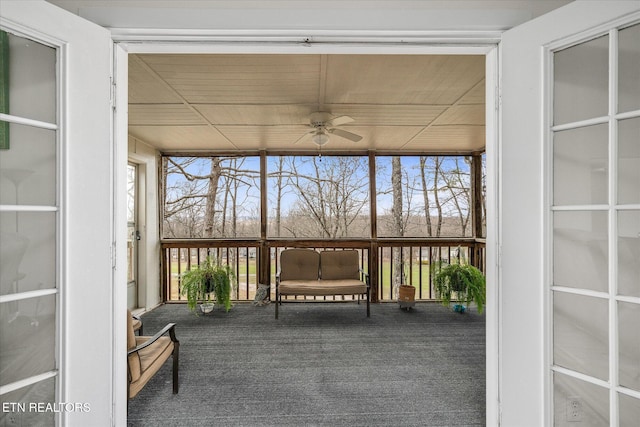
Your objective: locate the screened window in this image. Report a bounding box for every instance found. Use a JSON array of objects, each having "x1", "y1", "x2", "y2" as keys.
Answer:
[
  {"x1": 267, "y1": 155, "x2": 370, "y2": 238},
  {"x1": 161, "y1": 154, "x2": 484, "y2": 240},
  {"x1": 162, "y1": 156, "x2": 260, "y2": 238},
  {"x1": 376, "y1": 156, "x2": 473, "y2": 237}
]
